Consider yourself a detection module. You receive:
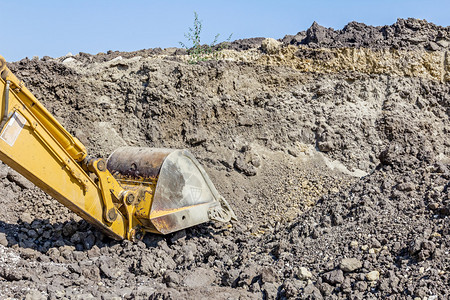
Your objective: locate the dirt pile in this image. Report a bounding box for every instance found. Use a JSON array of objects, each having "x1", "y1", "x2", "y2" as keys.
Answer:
[
  {"x1": 0, "y1": 19, "x2": 448, "y2": 299},
  {"x1": 282, "y1": 18, "x2": 450, "y2": 51}
]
